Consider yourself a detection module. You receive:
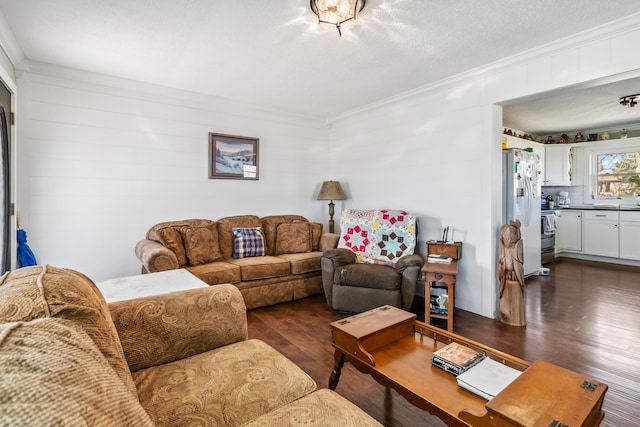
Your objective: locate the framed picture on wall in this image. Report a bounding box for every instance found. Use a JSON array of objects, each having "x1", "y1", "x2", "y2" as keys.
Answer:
[{"x1": 208, "y1": 133, "x2": 259, "y2": 180}]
